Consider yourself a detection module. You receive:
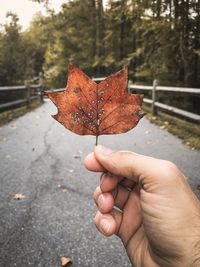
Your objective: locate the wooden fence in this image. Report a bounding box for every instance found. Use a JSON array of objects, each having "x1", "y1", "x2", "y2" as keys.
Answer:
[
  {"x1": 1, "y1": 76, "x2": 200, "y2": 123},
  {"x1": 94, "y1": 78, "x2": 200, "y2": 123},
  {"x1": 0, "y1": 74, "x2": 44, "y2": 111}
]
